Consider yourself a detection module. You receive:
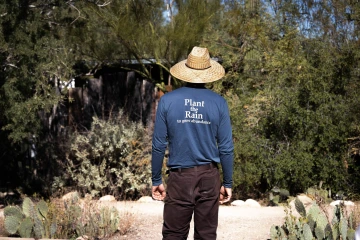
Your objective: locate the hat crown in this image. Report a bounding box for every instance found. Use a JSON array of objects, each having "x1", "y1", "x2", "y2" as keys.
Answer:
[
  {"x1": 186, "y1": 47, "x2": 211, "y2": 70},
  {"x1": 169, "y1": 46, "x2": 225, "y2": 83}
]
